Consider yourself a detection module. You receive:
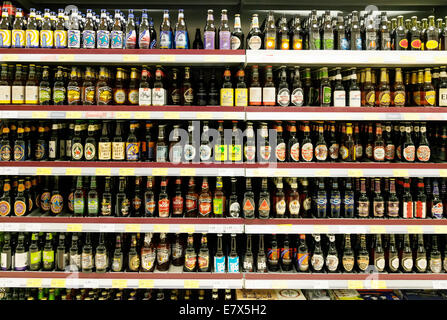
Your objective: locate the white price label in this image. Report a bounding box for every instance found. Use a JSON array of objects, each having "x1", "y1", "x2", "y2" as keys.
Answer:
[
  {"x1": 99, "y1": 224, "x2": 116, "y2": 233},
  {"x1": 83, "y1": 279, "x2": 99, "y2": 288},
  {"x1": 4, "y1": 223, "x2": 16, "y2": 231},
  {"x1": 25, "y1": 223, "x2": 41, "y2": 232},
  {"x1": 433, "y1": 281, "x2": 447, "y2": 289},
  {"x1": 208, "y1": 225, "x2": 224, "y2": 233},
  {"x1": 313, "y1": 280, "x2": 329, "y2": 289}
]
